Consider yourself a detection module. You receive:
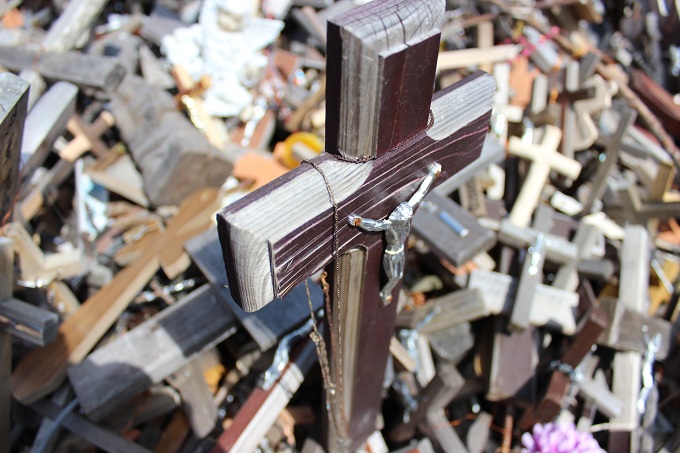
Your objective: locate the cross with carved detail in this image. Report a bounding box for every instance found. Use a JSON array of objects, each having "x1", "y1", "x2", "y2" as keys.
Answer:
[{"x1": 217, "y1": 0, "x2": 494, "y2": 450}]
